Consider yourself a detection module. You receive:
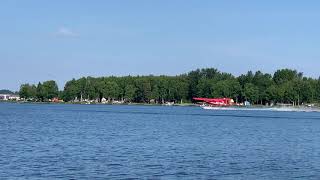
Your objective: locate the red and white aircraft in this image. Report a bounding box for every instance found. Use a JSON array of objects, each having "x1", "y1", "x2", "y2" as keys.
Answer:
[{"x1": 193, "y1": 97, "x2": 234, "y2": 106}]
